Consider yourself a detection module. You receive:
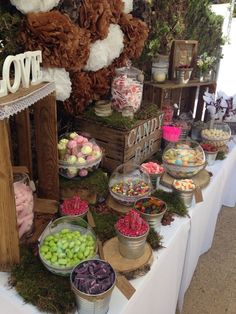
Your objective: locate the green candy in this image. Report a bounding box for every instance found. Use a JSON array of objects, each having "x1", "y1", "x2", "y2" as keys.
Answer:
[{"x1": 41, "y1": 229, "x2": 96, "y2": 268}]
